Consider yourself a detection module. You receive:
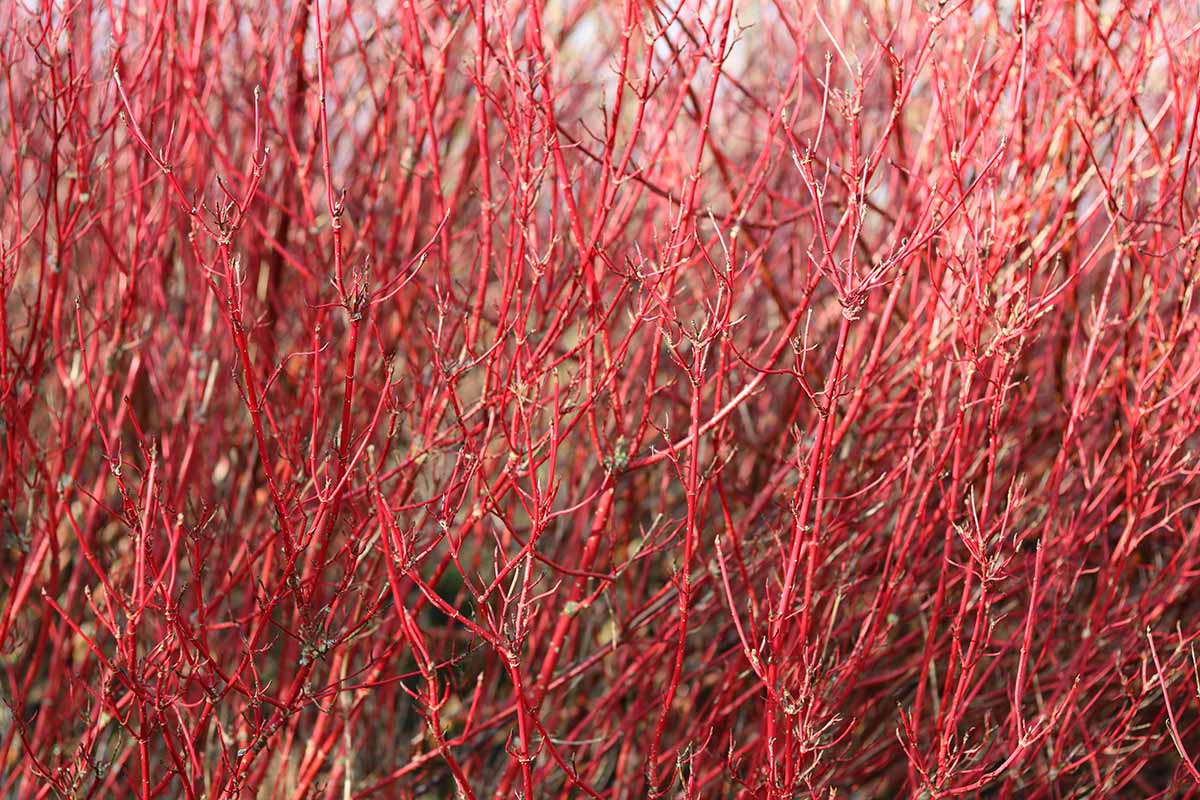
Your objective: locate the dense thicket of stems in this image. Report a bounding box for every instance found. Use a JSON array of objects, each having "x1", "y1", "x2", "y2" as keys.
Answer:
[{"x1": 3, "y1": 0, "x2": 1200, "y2": 797}]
